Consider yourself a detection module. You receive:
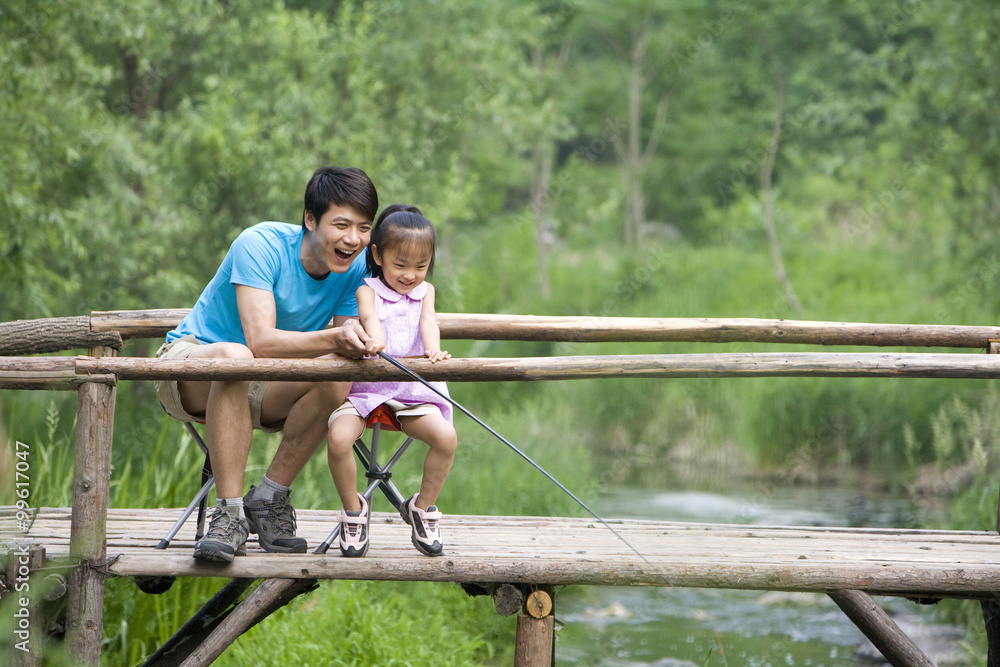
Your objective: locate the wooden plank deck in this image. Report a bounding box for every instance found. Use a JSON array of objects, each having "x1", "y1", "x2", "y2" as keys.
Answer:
[{"x1": 5, "y1": 506, "x2": 1000, "y2": 599}]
